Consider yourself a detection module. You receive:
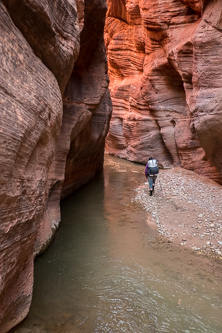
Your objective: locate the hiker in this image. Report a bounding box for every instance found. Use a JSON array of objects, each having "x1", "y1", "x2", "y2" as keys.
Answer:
[{"x1": 145, "y1": 157, "x2": 159, "y2": 196}]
